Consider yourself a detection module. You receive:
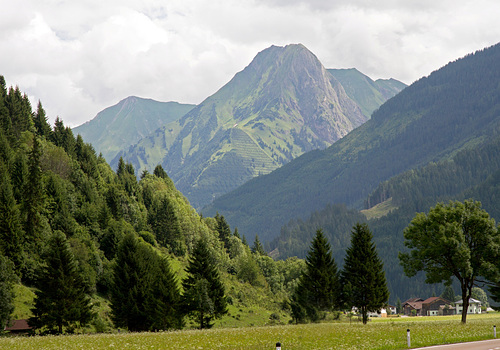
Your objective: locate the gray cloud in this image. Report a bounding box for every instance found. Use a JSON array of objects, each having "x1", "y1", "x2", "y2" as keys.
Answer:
[{"x1": 1, "y1": 0, "x2": 499, "y2": 127}]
